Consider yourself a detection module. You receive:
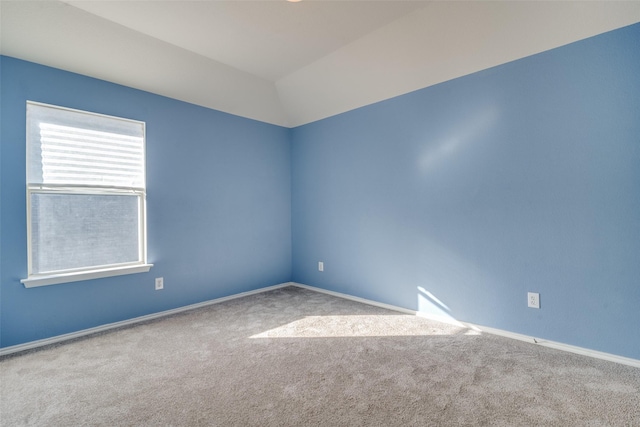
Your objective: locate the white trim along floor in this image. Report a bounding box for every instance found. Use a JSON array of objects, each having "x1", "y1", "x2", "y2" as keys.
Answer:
[{"x1": 2, "y1": 281, "x2": 639, "y2": 369}]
